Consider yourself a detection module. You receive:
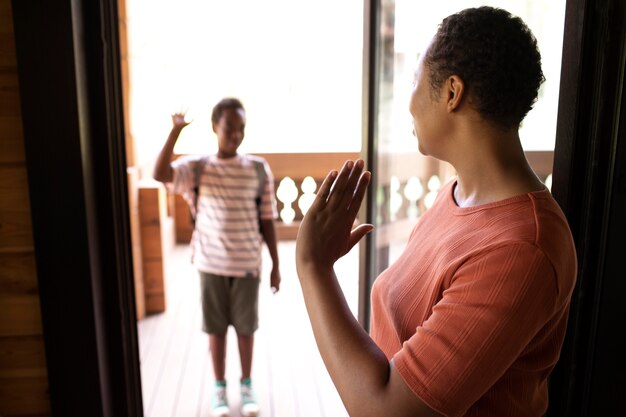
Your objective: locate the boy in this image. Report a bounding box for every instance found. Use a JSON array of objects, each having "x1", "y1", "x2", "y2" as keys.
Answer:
[{"x1": 153, "y1": 97, "x2": 281, "y2": 417}]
